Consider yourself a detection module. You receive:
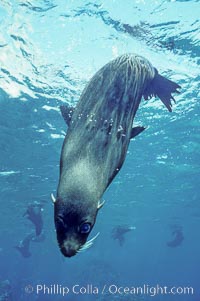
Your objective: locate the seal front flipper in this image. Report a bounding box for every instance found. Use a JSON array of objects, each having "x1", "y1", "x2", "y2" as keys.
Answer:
[
  {"x1": 130, "y1": 126, "x2": 146, "y2": 139},
  {"x1": 60, "y1": 105, "x2": 75, "y2": 126},
  {"x1": 143, "y1": 69, "x2": 181, "y2": 112}
]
